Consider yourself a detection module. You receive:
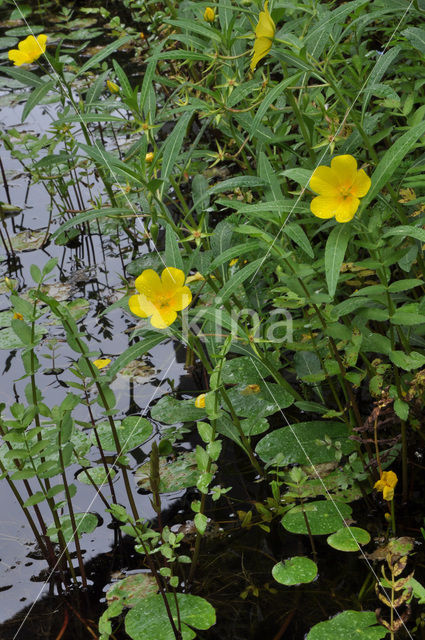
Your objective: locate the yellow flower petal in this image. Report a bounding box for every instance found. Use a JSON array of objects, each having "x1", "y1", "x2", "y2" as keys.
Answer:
[
  {"x1": 250, "y1": 37, "x2": 273, "y2": 71},
  {"x1": 129, "y1": 293, "x2": 153, "y2": 318},
  {"x1": 161, "y1": 267, "x2": 185, "y2": 293},
  {"x1": 382, "y1": 486, "x2": 394, "y2": 501},
  {"x1": 383, "y1": 470, "x2": 398, "y2": 488},
  {"x1": 250, "y1": 1, "x2": 275, "y2": 71},
  {"x1": 310, "y1": 195, "x2": 341, "y2": 219},
  {"x1": 93, "y1": 358, "x2": 111, "y2": 369},
  {"x1": 330, "y1": 155, "x2": 358, "y2": 189},
  {"x1": 374, "y1": 478, "x2": 386, "y2": 492},
  {"x1": 309, "y1": 166, "x2": 340, "y2": 196},
  {"x1": 134, "y1": 269, "x2": 162, "y2": 296},
  {"x1": 170, "y1": 286, "x2": 192, "y2": 311},
  {"x1": 150, "y1": 307, "x2": 177, "y2": 329},
  {"x1": 334, "y1": 195, "x2": 360, "y2": 223},
  {"x1": 255, "y1": 1, "x2": 275, "y2": 39},
  {"x1": 9, "y1": 34, "x2": 47, "y2": 66},
  {"x1": 195, "y1": 394, "x2": 206, "y2": 408},
  {"x1": 350, "y1": 168, "x2": 371, "y2": 198},
  {"x1": 204, "y1": 7, "x2": 215, "y2": 22}
]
